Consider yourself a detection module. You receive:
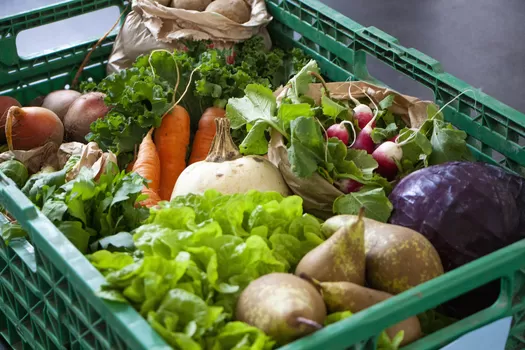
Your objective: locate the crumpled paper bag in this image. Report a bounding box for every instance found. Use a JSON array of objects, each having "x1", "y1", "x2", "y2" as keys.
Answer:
[
  {"x1": 107, "y1": 0, "x2": 272, "y2": 73},
  {"x1": 268, "y1": 81, "x2": 434, "y2": 219}
]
